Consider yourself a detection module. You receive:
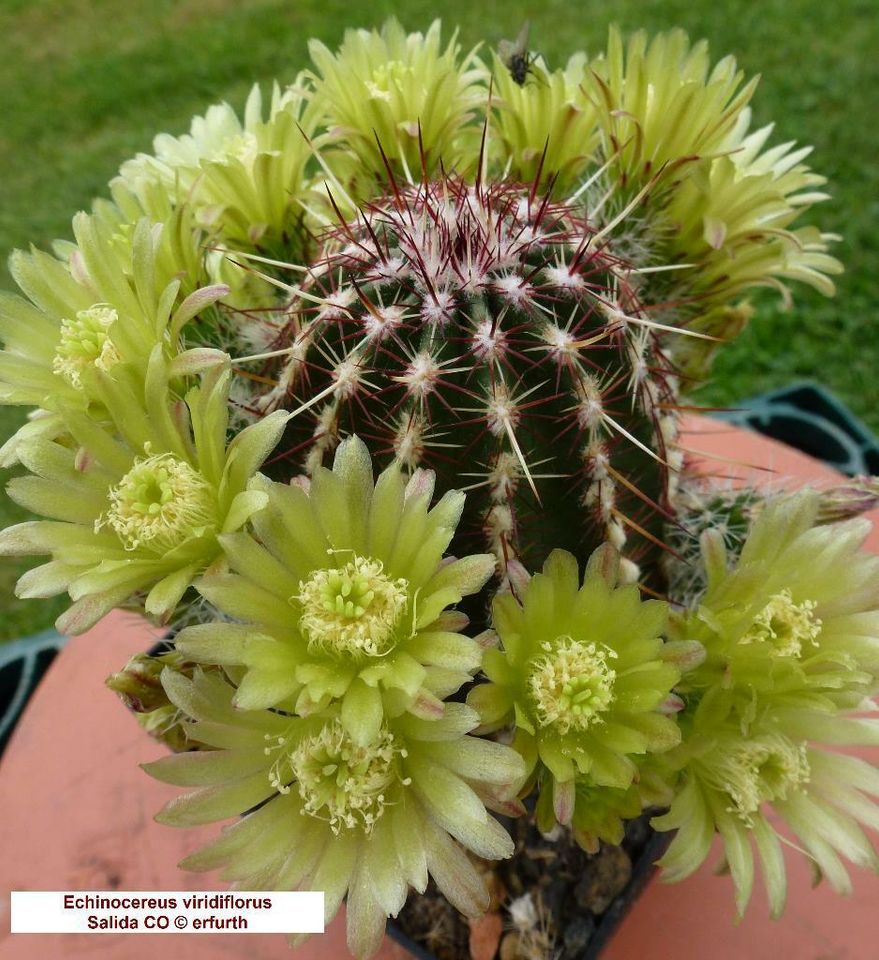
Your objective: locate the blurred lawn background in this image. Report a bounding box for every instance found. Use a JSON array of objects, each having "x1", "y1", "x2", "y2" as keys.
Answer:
[{"x1": 0, "y1": 0, "x2": 876, "y2": 639}]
